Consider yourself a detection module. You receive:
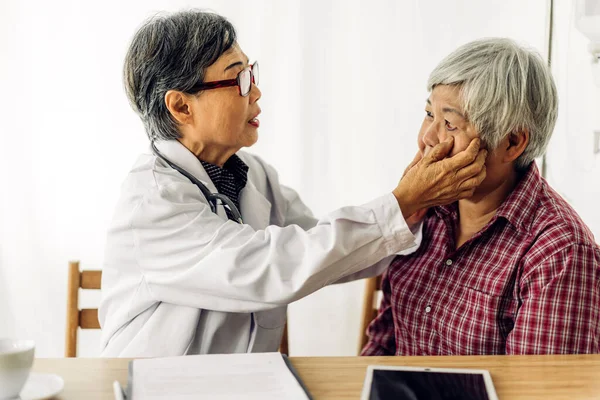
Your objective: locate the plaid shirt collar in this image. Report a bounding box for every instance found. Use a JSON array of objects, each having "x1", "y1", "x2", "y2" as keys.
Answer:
[{"x1": 434, "y1": 162, "x2": 542, "y2": 233}]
